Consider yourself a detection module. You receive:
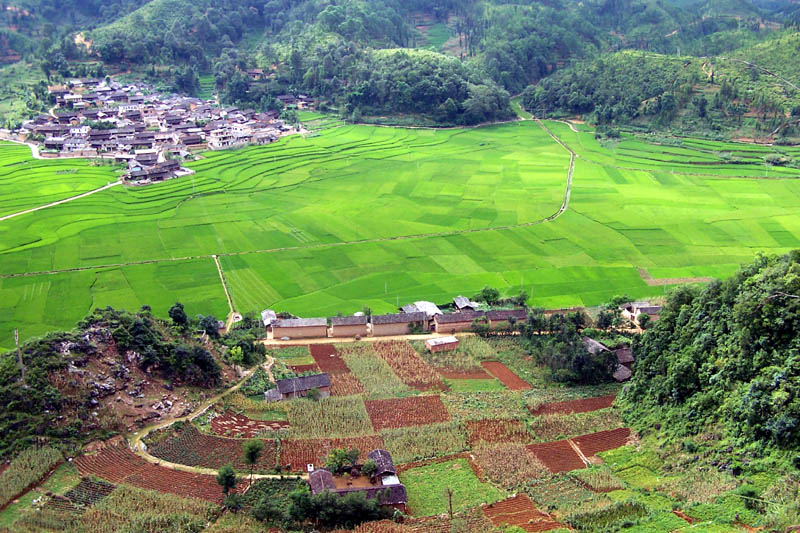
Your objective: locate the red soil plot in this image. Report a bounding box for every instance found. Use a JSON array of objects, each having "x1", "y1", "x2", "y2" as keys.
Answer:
[
  {"x1": 572, "y1": 428, "x2": 632, "y2": 457},
  {"x1": 210, "y1": 411, "x2": 289, "y2": 438},
  {"x1": 436, "y1": 368, "x2": 492, "y2": 379},
  {"x1": 75, "y1": 444, "x2": 244, "y2": 503},
  {"x1": 481, "y1": 361, "x2": 531, "y2": 390},
  {"x1": 310, "y1": 344, "x2": 351, "y2": 375},
  {"x1": 526, "y1": 440, "x2": 586, "y2": 473},
  {"x1": 483, "y1": 494, "x2": 566, "y2": 532},
  {"x1": 374, "y1": 341, "x2": 445, "y2": 391},
  {"x1": 530, "y1": 394, "x2": 616, "y2": 416},
  {"x1": 466, "y1": 419, "x2": 532, "y2": 446},
  {"x1": 280, "y1": 435, "x2": 385, "y2": 471},
  {"x1": 364, "y1": 395, "x2": 451, "y2": 431},
  {"x1": 330, "y1": 372, "x2": 366, "y2": 396}
]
